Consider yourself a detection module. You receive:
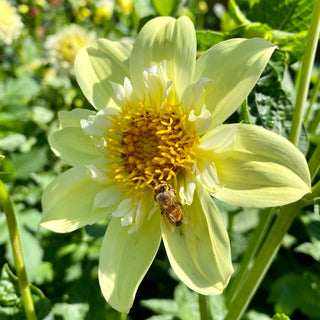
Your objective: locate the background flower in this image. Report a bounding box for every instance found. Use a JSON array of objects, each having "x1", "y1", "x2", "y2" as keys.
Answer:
[
  {"x1": 0, "y1": 0, "x2": 23, "y2": 45},
  {"x1": 118, "y1": 0, "x2": 133, "y2": 15},
  {"x1": 44, "y1": 24, "x2": 96, "y2": 74},
  {"x1": 94, "y1": 0, "x2": 115, "y2": 24}
]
